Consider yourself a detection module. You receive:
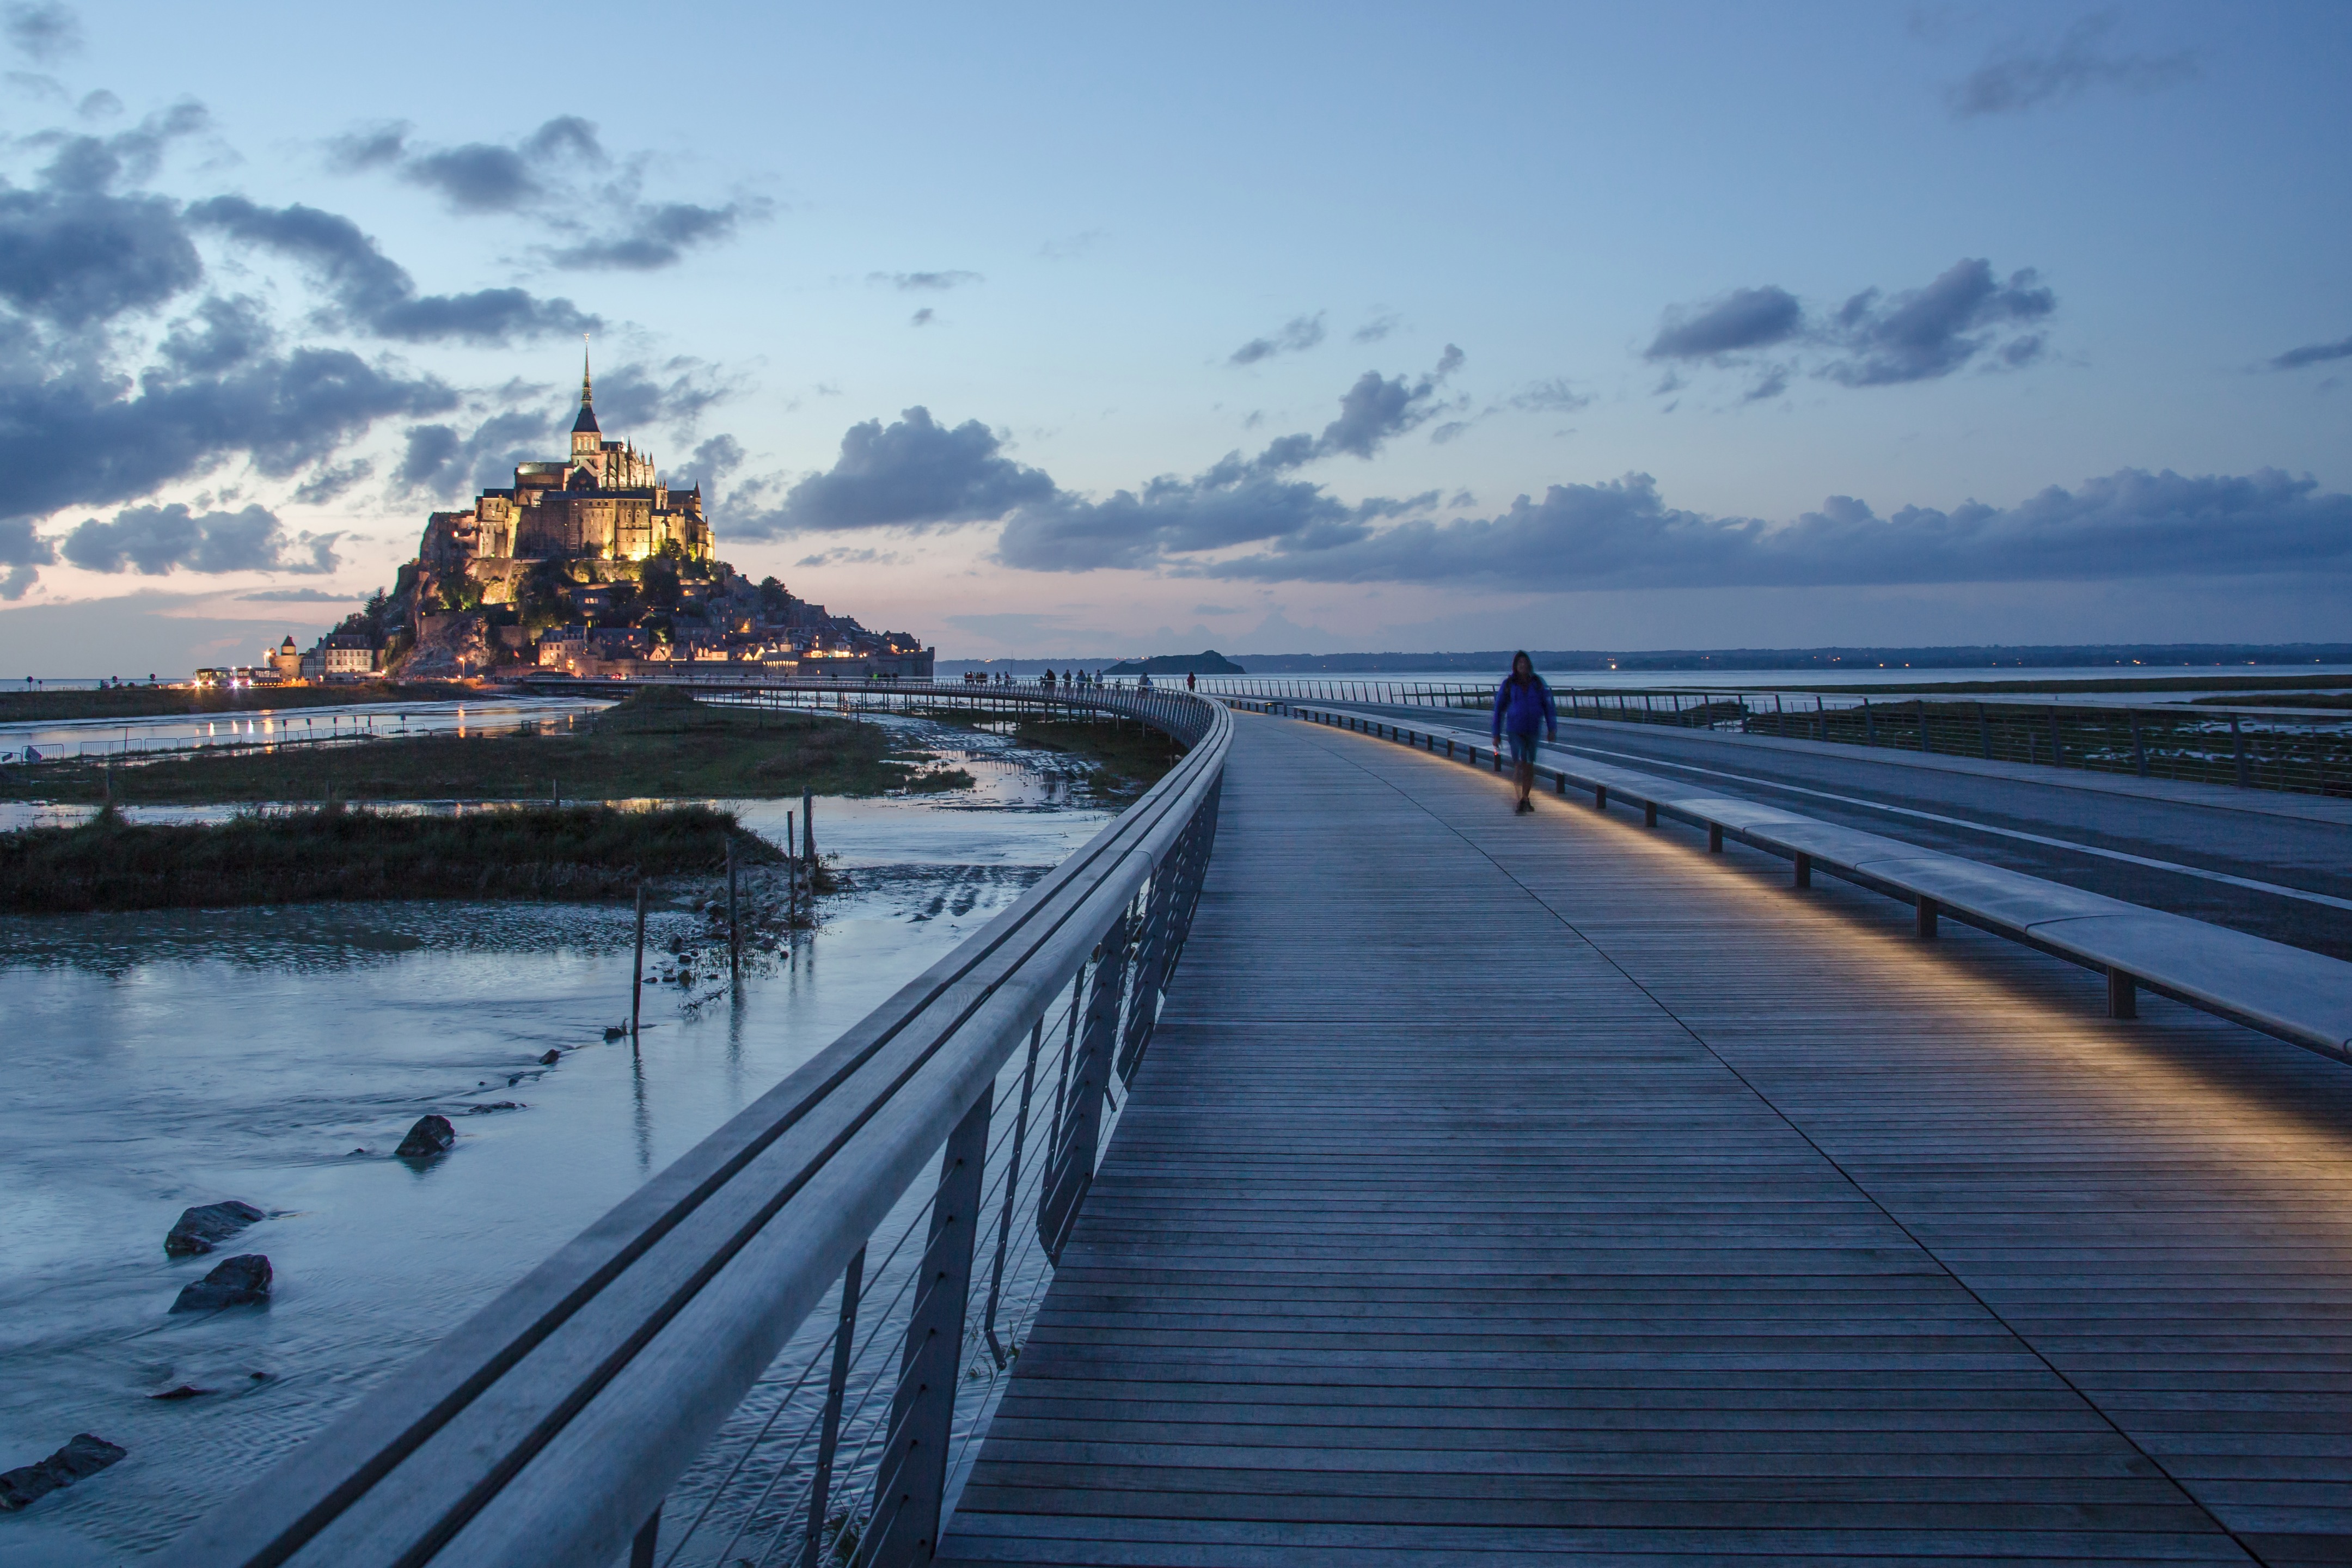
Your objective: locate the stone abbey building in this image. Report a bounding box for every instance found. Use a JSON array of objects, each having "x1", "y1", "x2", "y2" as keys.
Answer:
[{"x1": 418, "y1": 356, "x2": 713, "y2": 578}]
